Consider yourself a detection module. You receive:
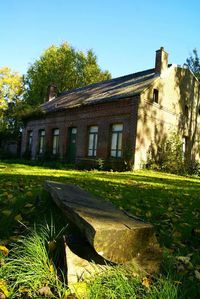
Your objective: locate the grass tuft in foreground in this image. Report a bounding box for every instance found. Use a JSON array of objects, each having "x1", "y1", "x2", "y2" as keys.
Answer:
[
  {"x1": 87, "y1": 266, "x2": 178, "y2": 299},
  {"x1": 0, "y1": 226, "x2": 69, "y2": 298}
]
